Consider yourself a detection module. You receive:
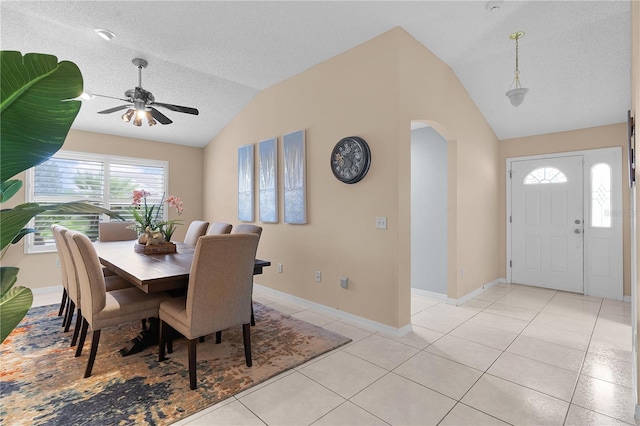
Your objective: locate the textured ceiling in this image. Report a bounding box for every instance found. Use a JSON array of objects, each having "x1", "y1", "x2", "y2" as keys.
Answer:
[{"x1": 0, "y1": 1, "x2": 631, "y2": 148}]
